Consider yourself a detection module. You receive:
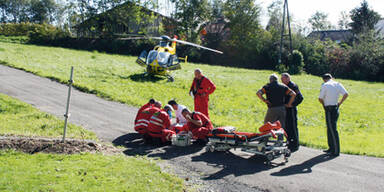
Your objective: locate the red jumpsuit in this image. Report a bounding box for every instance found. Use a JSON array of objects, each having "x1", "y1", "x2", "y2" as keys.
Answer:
[
  {"x1": 184, "y1": 112, "x2": 213, "y2": 140},
  {"x1": 147, "y1": 110, "x2": 175, "y2": 143},
  {"x1": 135, "y1": 102, "x2": 153, "y2": 123},
  {"x1": 134, "y1": 107, "x2": 160, "y2": 135},
  {"x1": 190, "y1": 76, "x2": 216, "y2": 118}
]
